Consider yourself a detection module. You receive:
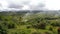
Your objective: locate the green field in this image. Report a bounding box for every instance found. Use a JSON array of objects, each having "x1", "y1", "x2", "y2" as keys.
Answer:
[{"x1": 0, "y1": 11, "x2": 60, "y2": 34}]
